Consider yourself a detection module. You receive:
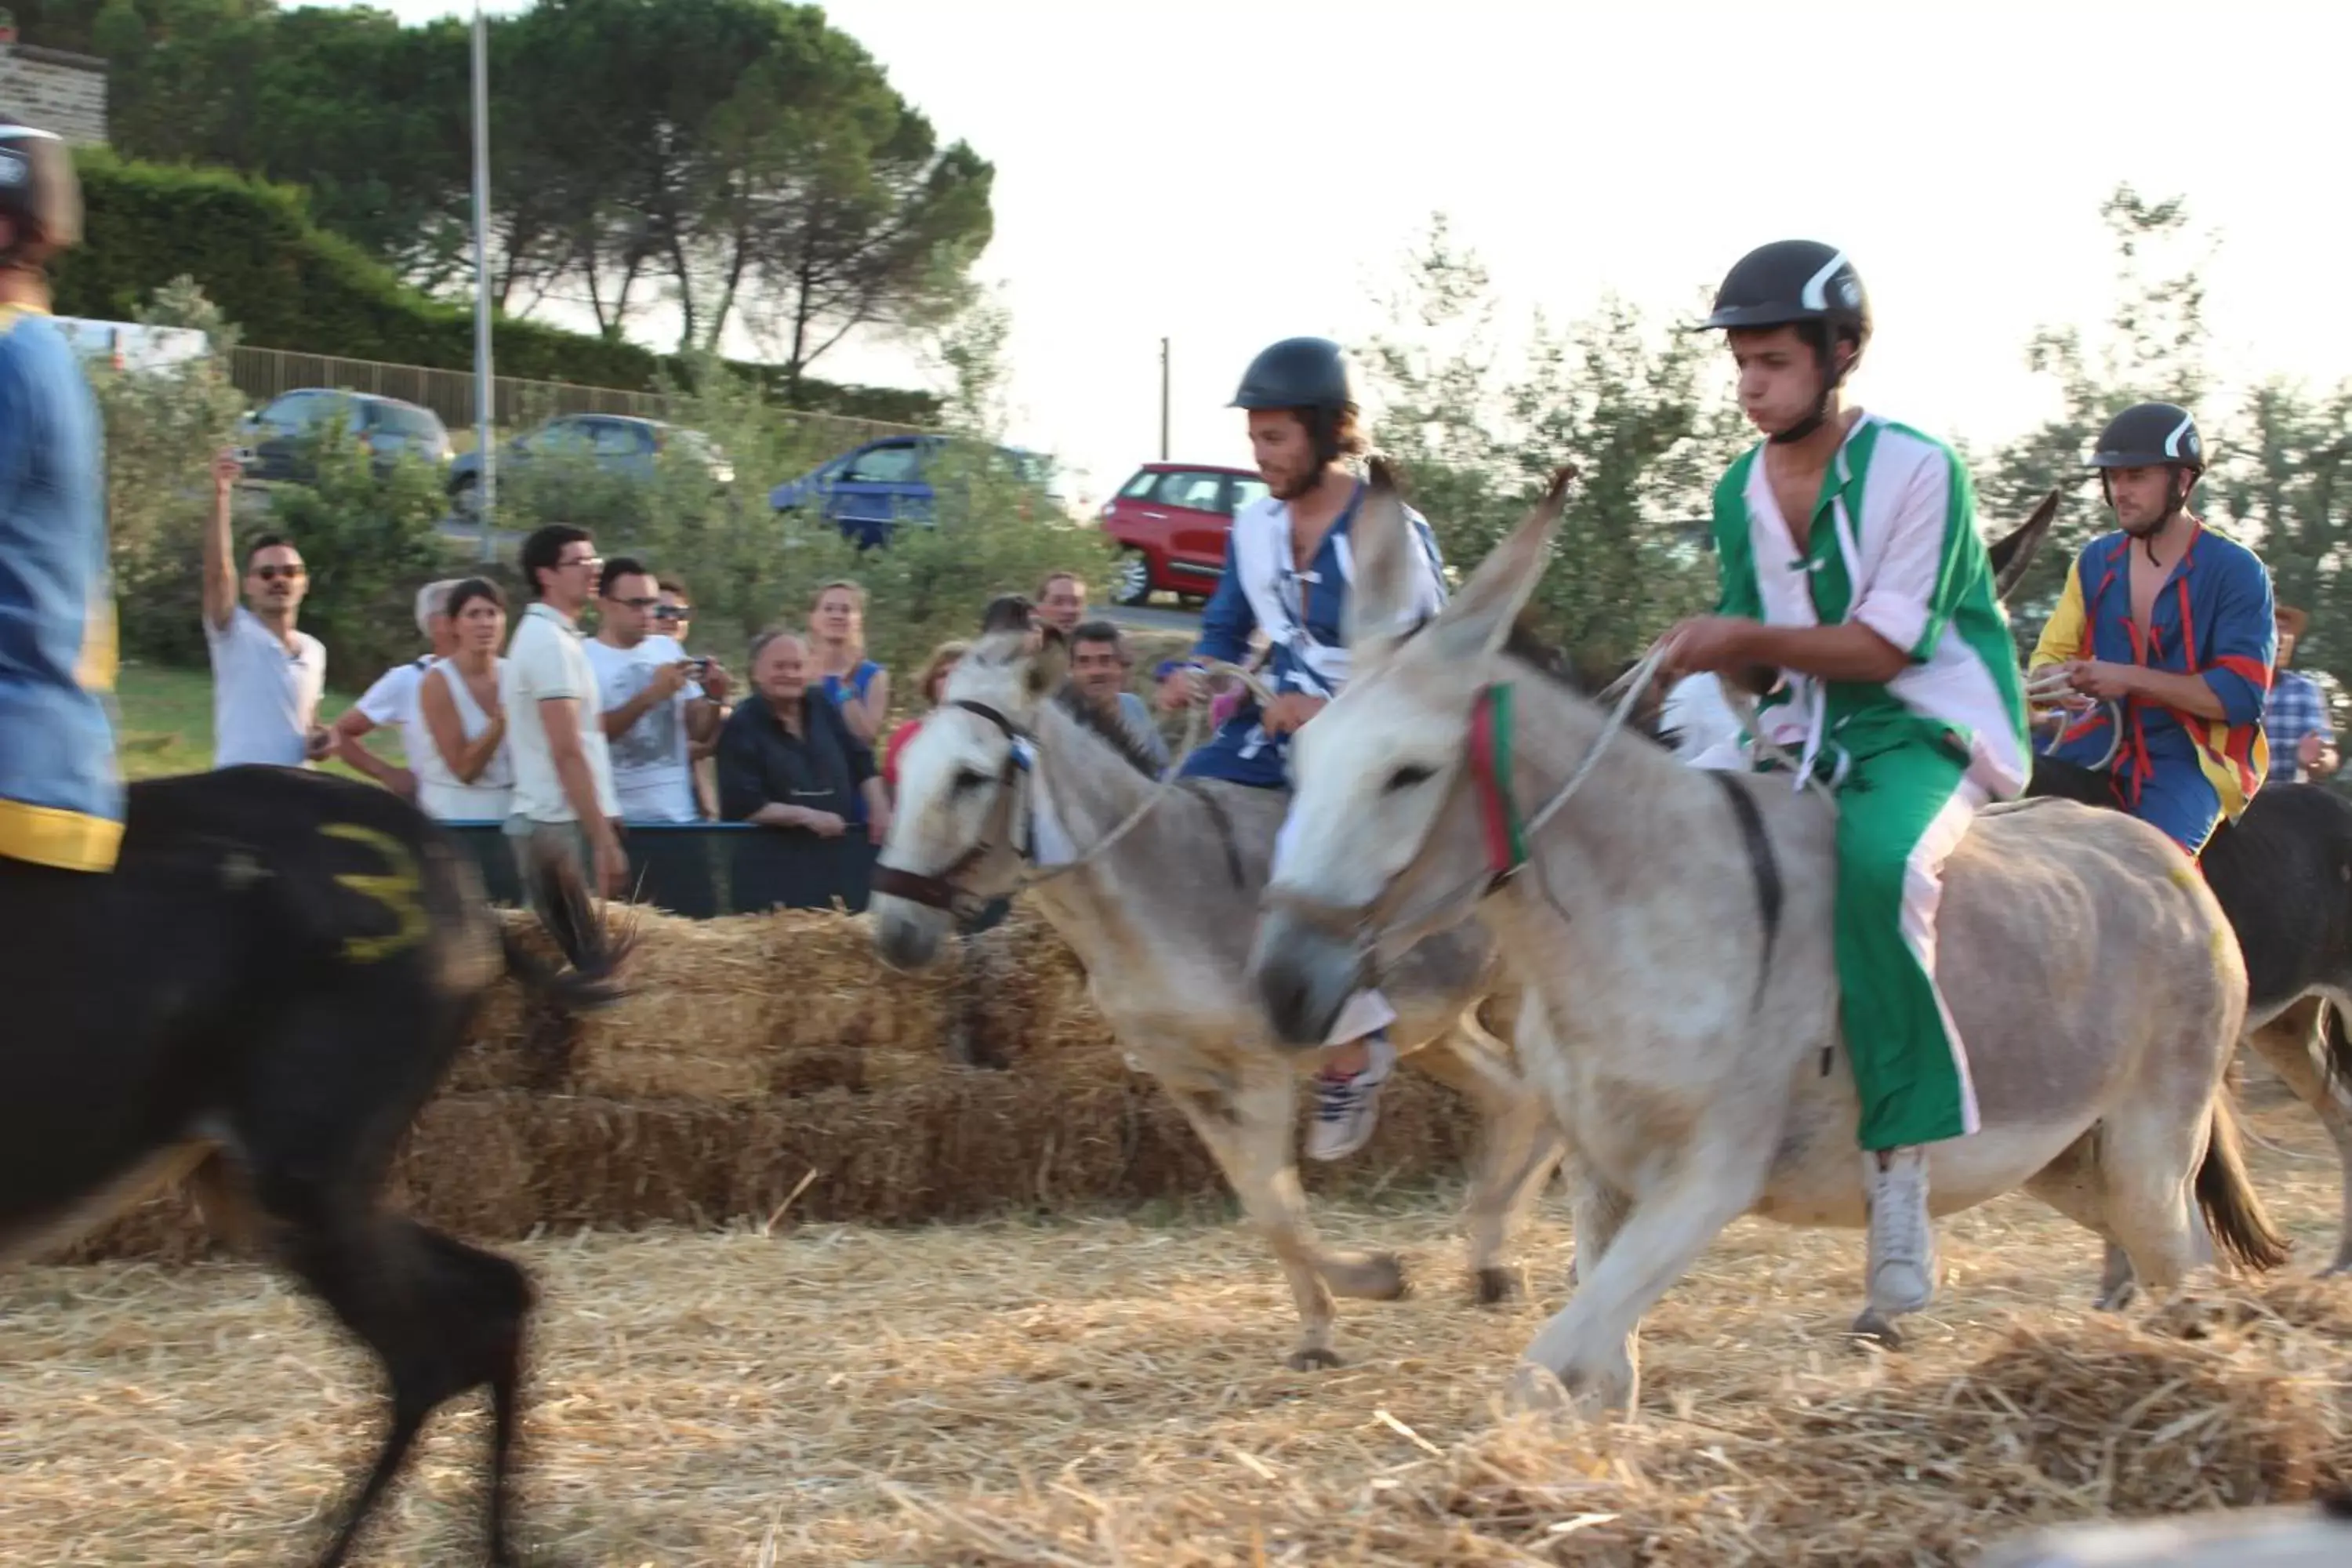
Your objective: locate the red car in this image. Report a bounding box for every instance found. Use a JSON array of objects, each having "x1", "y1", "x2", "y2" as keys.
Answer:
[{"x1": 1097, "y1": 462, "x2": 1269, "y2": 606}]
